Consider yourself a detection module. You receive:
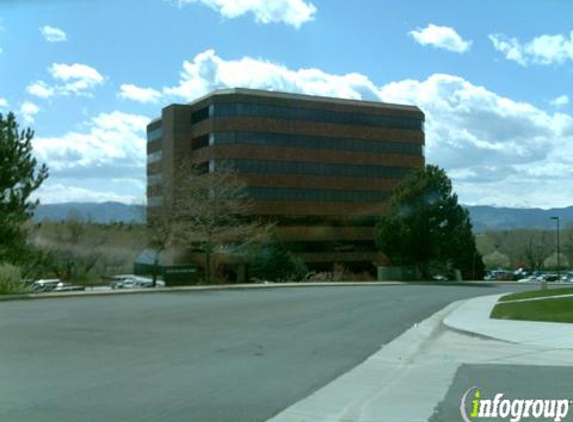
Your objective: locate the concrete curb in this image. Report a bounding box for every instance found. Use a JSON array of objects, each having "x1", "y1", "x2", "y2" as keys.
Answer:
[
  {"x1": 0, "y1": 281, "x2": 407, "y2": 302},
  {"x1": 0, "y1": 280, "x2": 527, "y2": 303},
  {"x1": 500, "y1": 293, "x2": 573, "y2": 304},
  {"x1": 267, "y1": 299, "x2": 467, "y2": 422}
]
